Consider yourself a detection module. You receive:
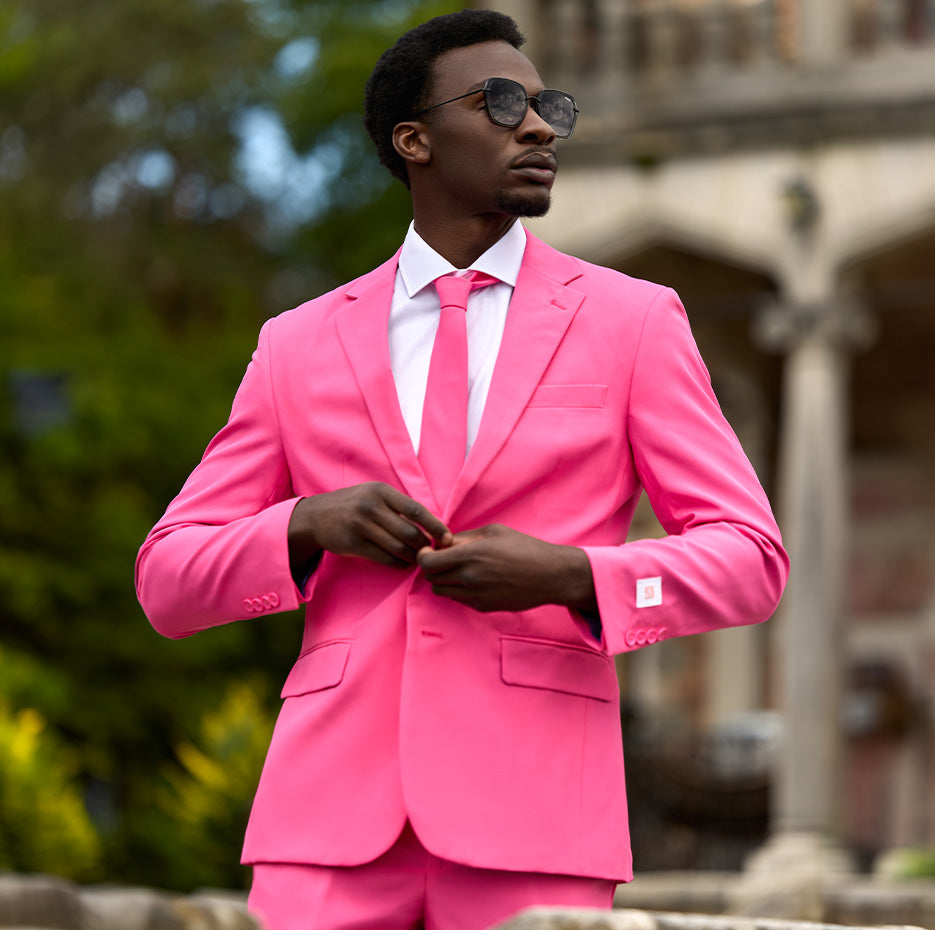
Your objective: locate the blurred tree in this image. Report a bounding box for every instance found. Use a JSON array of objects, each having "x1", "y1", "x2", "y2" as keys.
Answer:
[
  {"x1": 0, "y1": 0, "x2": 453, "y2": 887},
  {"x1": 273, "y1": 0, "x2": 452, "y2": 284}
]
